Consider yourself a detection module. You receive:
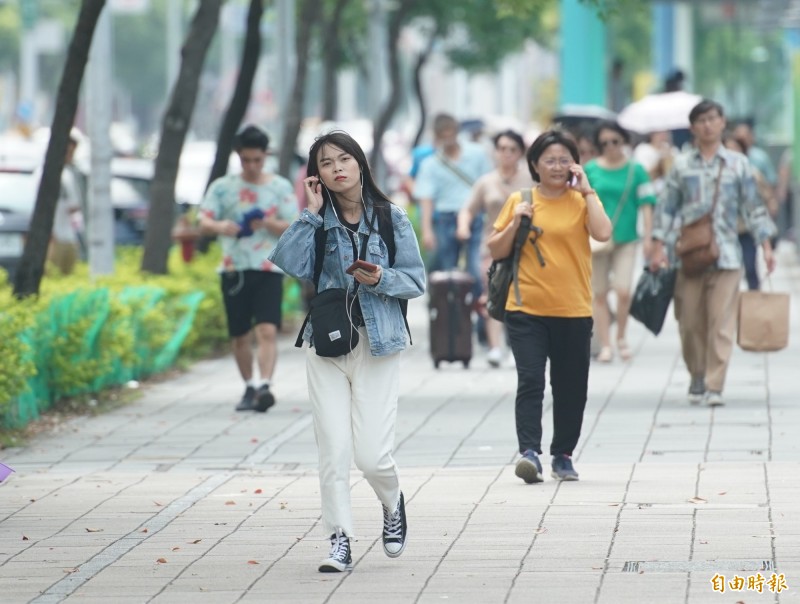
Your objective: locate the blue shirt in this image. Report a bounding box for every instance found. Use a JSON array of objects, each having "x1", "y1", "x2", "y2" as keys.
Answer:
[{"x1": 413, "y1": 143, "x2": 492, "y2": 213}]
